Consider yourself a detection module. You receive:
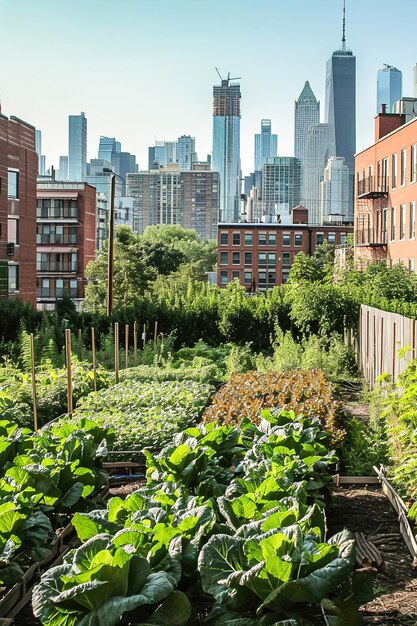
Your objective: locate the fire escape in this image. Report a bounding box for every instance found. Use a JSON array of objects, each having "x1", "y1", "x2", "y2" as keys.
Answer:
[{"x1": 355, "y1": 176, "x2": 389, "y2": 265}]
